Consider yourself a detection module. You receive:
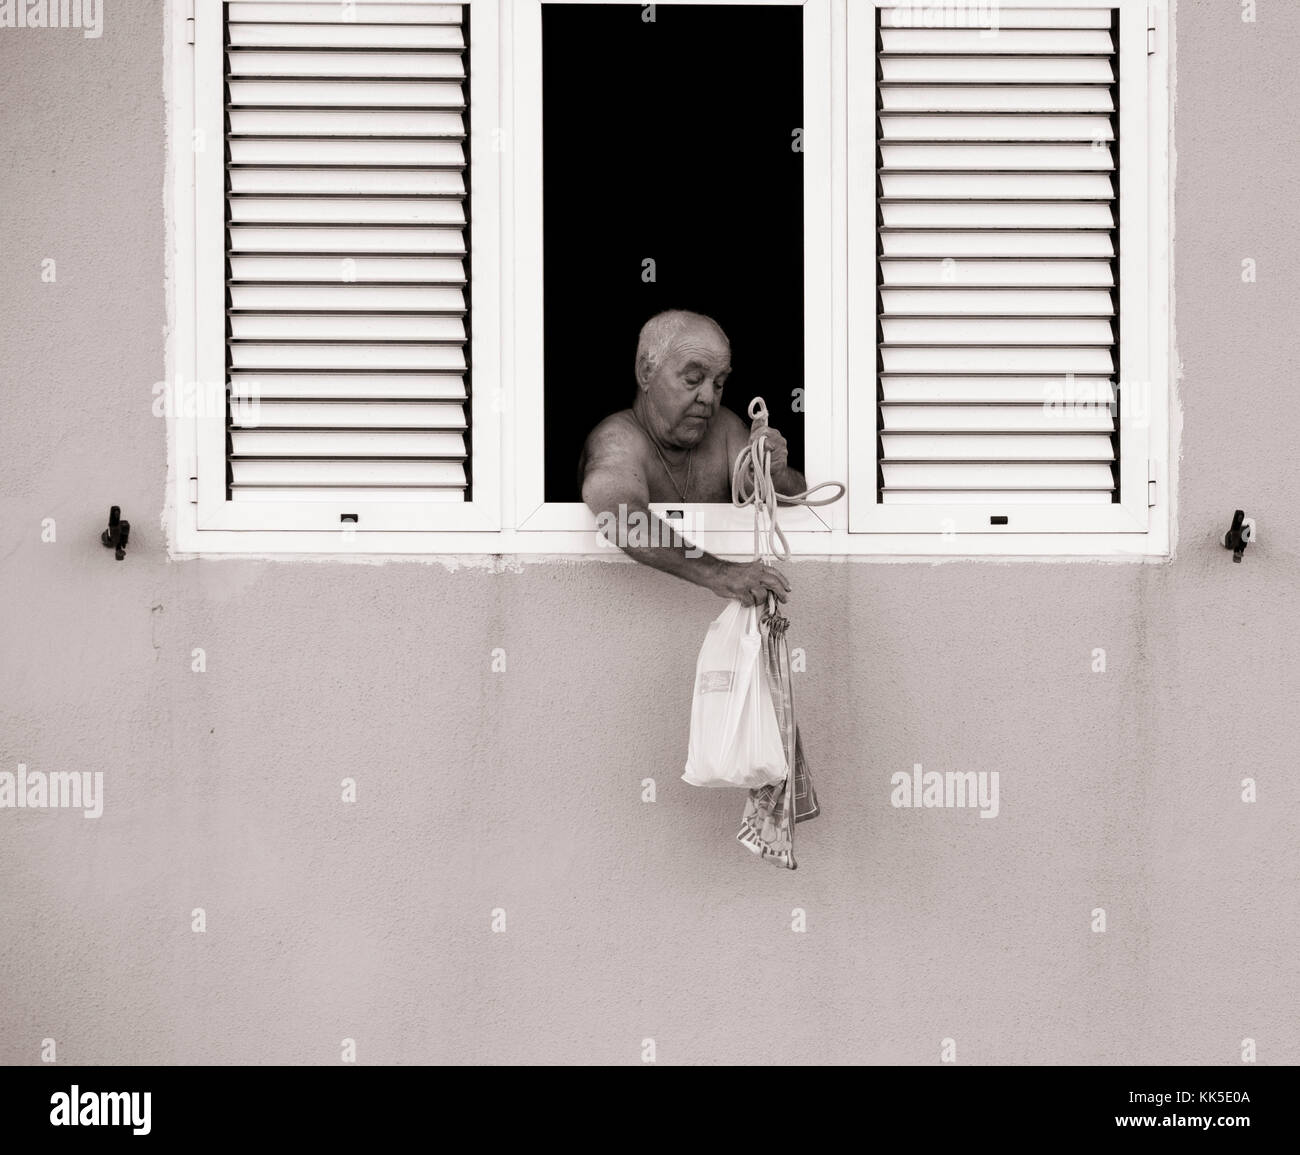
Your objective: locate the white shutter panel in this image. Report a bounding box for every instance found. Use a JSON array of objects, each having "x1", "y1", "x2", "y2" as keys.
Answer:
[
  {"x1": 227, "y1": 0, "x2": 467, "y2": 503},
  {"x1": 850, "y1": 4, "x2": 1151, "y2": 534},
  {"x1": 194, "y1": 0, "x2": 499, "y2": 533}
]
